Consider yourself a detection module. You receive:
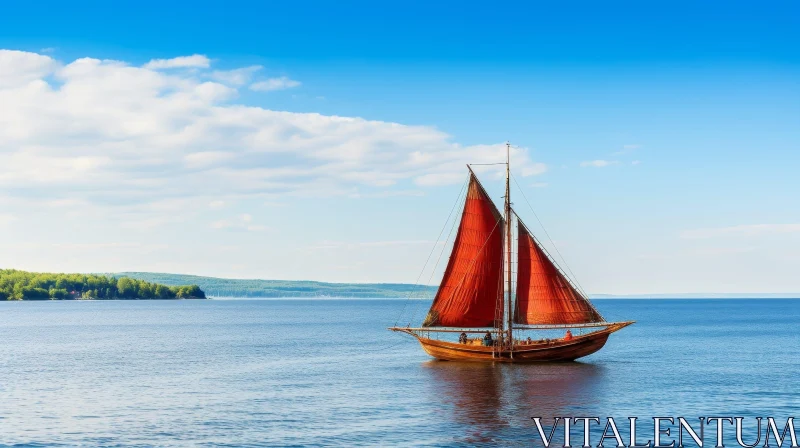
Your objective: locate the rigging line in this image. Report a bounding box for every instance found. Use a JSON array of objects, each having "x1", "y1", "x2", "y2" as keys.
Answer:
[
  {"x1": 511, "y1": 214, "x2": 521, "y2": 326},
  {"x1": 407, "y1": 178, "x2": 469, "y2": 326},
  {"x1": 408, "y1": 187, "x2": 466, "y2": 326},
  {"x1": 468, "y1": 163, "x2": 507, "y2": 166},
  {"x1": 492, "y1": 212, "x2": 506, "y2": 359},
  {"x1": 504, "y1": 213, "x2": 514, "y2": 335},
  {"x1": 513, "y1": 207, "x2": 604, "y2": 320},
  {"x1": 395, "y1": 176, "x2": 469, "y2": 327},
  {"x1": 511, "y1": 182, "x2": 605, "y2": 324},
  {"x1": 513, "y1": 209, "x2": 587, "y2": 300},
  {"x1": 510, "y1": 173, "x2": 601, "y2": 315},
  {"x1": 510, "y1": 172, "x2": 587, "y2": 296}
]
